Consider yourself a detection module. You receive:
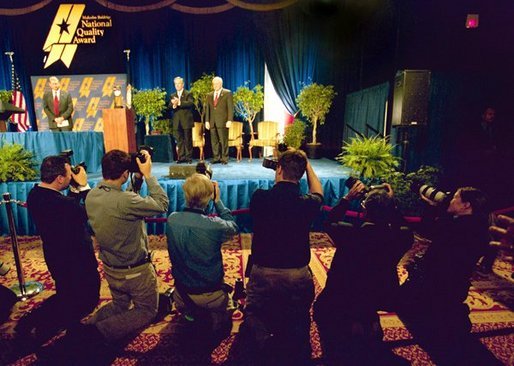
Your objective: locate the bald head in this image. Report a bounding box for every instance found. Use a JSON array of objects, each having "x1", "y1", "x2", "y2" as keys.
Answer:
[{"x1": 212, "y1": 76, "x2": 223, "y2": 92}]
